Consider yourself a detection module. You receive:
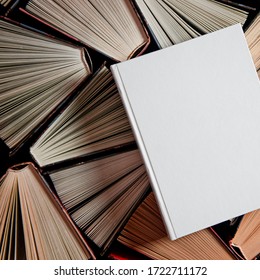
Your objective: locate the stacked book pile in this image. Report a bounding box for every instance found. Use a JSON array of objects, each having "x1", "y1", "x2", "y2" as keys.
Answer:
[{"x1": 0, "y1": 0, "x2": 259, "y2": 260}]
